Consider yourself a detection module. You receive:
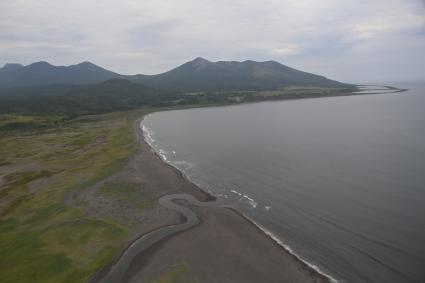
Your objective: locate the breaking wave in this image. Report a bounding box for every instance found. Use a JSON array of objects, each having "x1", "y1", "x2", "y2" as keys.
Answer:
[{"x1": 141, "y1": 118, "x2": 338, "y2": 283}]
